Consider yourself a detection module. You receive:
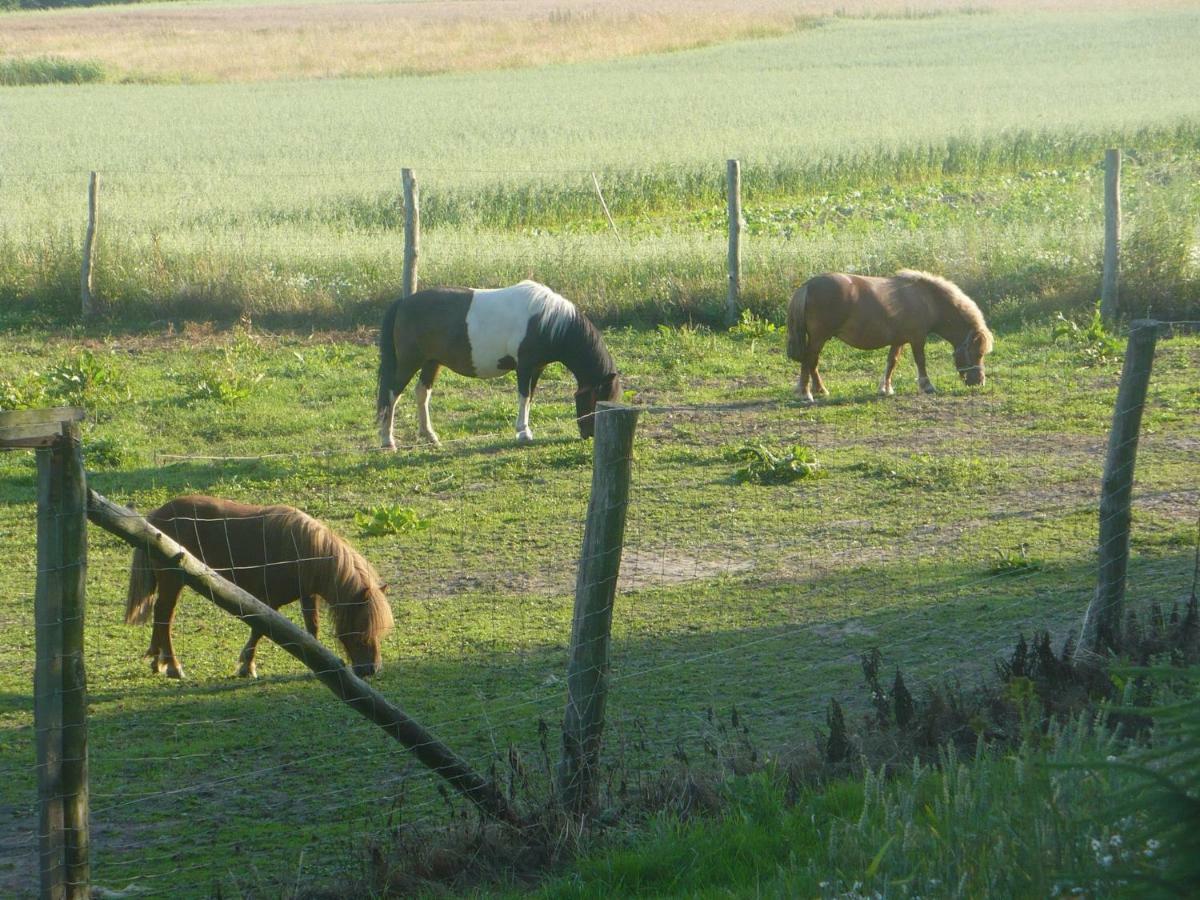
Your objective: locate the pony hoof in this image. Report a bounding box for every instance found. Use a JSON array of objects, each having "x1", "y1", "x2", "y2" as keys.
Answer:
[
  {"x1": 516, "y1": 429, "x2": 534, "y2": 443},
  {"x1": 236, "y1": 665, "x2": 257, "y2": 679},
  {"x1": 920, "y1": 383, "x2": 937, "y2": 395},
  {"x1": 380, "y1": 442, "x2": 397, "y2": 452},
  {"x1": 797, "y1": 394, "x2": 815, "y2": 405},
  {"x1": 165, "y1": 664, "x2": 185, "y2": 680},
  {"x1": 419, "y1": 432, "x2": 441, "y2": 447}
]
